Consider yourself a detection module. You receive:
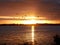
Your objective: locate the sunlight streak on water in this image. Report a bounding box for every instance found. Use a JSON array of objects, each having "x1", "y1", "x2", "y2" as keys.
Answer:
[{"x1": 32, "y1": 26, "x2": 34, "y2": 45}]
